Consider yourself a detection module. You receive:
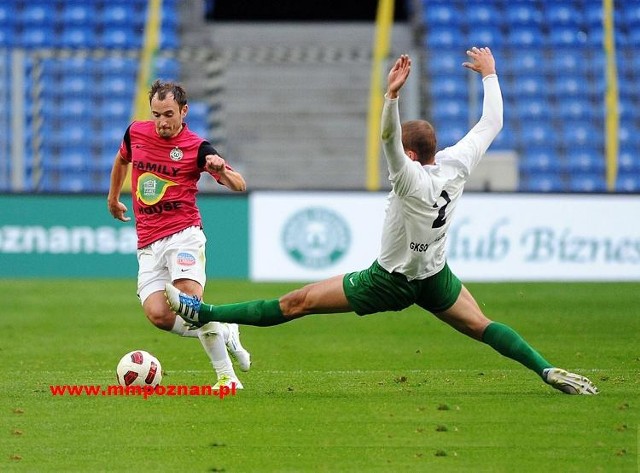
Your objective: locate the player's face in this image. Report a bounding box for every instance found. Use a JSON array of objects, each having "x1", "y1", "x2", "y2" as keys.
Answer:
[{"x1": 150, "y1": 93, "x2": 188, "y2": 139}]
